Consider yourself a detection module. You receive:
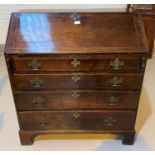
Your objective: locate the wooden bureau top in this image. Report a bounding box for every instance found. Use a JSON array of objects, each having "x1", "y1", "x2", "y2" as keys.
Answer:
[{"x1": 5, "y1": 12, "x2": 148, "y2": 54}]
